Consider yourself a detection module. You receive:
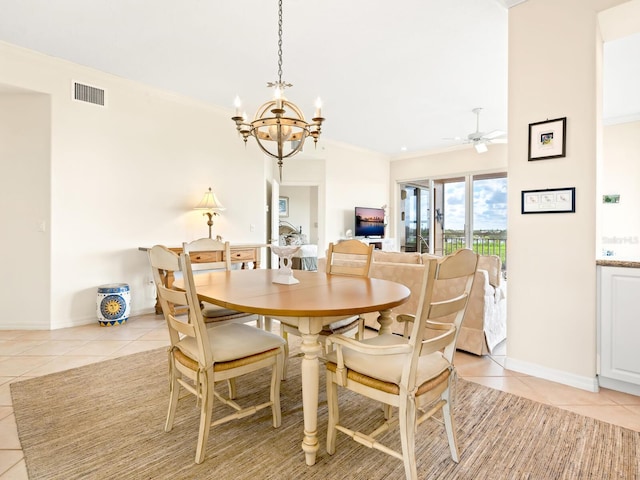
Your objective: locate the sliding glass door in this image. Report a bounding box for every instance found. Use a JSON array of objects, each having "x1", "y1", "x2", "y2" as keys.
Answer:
[
  {"x1": 472, "y1": 174, "x2": 508, "y2": 268},
  {"x1": 401, "y1": 184, "x2": 430, "y2": 253},
  {"x1": 400, "y1": 173, "x2": 507, "y2": 272}
]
